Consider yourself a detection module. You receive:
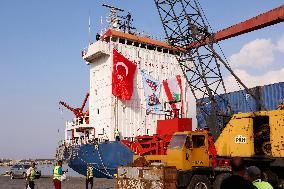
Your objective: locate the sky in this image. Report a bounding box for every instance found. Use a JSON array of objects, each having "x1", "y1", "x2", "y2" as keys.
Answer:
[{"x1": 0, "y1": 0, "x2": 283, "y2": 159}]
